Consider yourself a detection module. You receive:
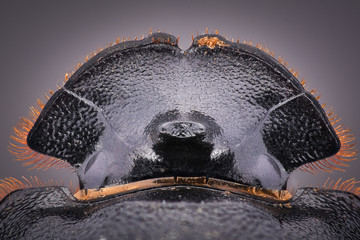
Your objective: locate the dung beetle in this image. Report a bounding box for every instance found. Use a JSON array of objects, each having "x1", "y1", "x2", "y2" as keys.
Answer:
[{"x1": 0, "y1": 31, "x2": 359, "y2": 239}]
